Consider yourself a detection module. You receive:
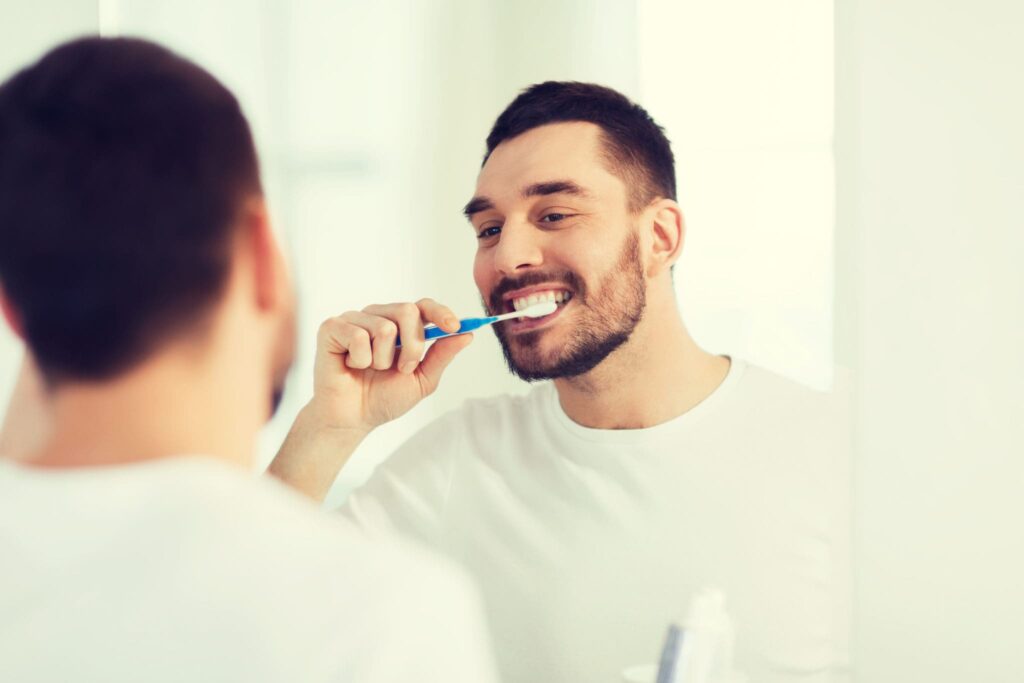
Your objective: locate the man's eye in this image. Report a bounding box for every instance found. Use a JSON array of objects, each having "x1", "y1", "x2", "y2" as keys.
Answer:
[
  {"x1": 540, "y1": 213, "x2": 569, "y2": 223},
  {"x1": 477, "y1": 226, "x2": 502, "y2": 239}
]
